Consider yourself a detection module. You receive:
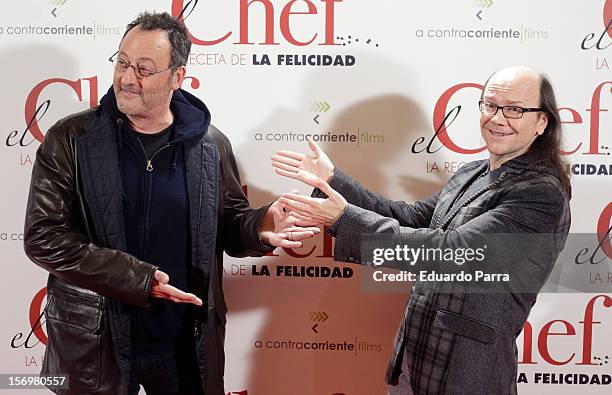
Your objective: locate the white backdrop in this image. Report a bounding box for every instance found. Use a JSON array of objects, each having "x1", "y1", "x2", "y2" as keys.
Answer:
[{"x1": 0, "y1": 0, "x2": 610, "y2": 394}]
